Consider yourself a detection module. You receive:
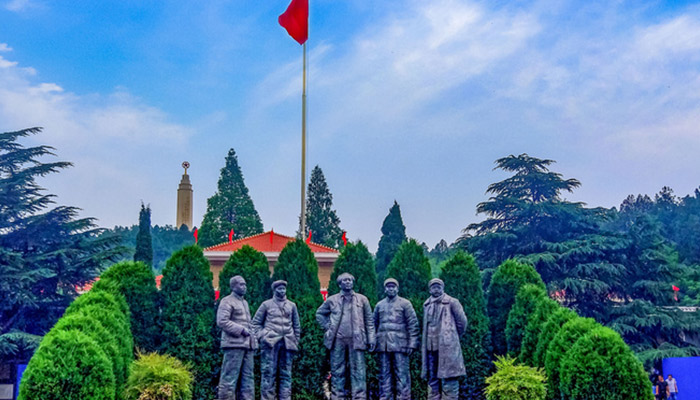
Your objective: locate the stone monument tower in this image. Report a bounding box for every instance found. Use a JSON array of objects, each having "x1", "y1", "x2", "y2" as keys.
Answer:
[{"x1": 176, "y1": 161, "x2": 193, "y2": 229}]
